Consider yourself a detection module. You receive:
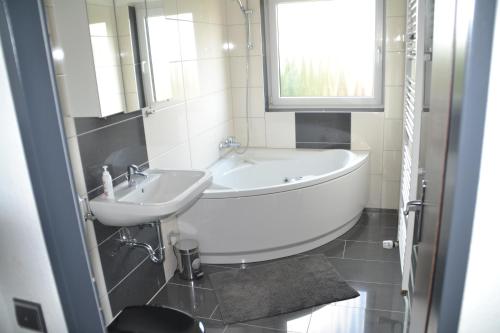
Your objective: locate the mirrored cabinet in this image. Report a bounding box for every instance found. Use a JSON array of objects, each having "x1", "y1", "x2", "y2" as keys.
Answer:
[{"x1": 52, "y1": 0, "x2": 178, "y2": 118}]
